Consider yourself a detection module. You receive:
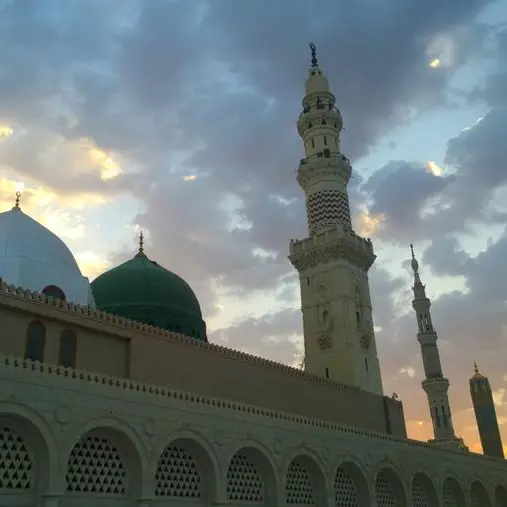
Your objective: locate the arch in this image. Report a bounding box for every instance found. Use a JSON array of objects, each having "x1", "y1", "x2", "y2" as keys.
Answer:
[
  {"x1": 42, "y1": 285, "x2": 66, "y2": 300},
  {"x1": 225, "y1": 442, "x2": 277, "y2": 505},
  {"x1": 334, "y1": 460, "x2": 369, "y2": 507},
  {"x1": 442, "y1": 476, "x2": 466, "y2": 507},
  {"x1": 64, "y1": 417, "x2": 146, "y2": 500},
  {"x1": 284, "y1": 449, "x2": 327, "y2": 506},
  {"x1": 58, "y1": 329, "x2": 77, "y2": 368},
  {"x1": 153, "y1": 430, "x2": 219, "y2": 503},
  {"x1": 0, "y1": 403, "x2": 59, "y2": 496},
  {"x1": 411, "y1": 472, "x2": 438, "y2": 507},
  {"x1": 471, "y1": 481, "x2": 492, "y2": 507},
  {"x1": 374, "y1": 465, "x2": 407, "y2": 507},
  {"x1": 495, "y1": 485, "x2": 507, "y2": 507},
  {"x1": 24, "y1": 320, "x2": 46, "y2": 362}
]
